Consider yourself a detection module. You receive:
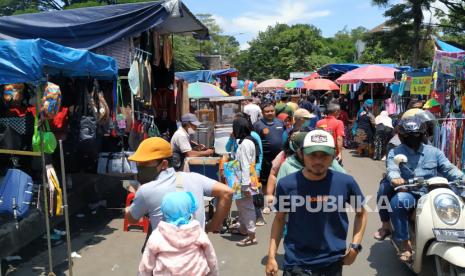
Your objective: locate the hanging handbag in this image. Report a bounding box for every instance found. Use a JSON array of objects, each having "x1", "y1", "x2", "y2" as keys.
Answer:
[
  {"x1": 32, "y1": 109, "x2": 57, "y2": 154},
  {"x1": 0, "y1": 124, "x2": 22, "y2": 150},
  {"x1": 89, "y1": 80, "x2": 110, "y2": 126},
  {"x1": 78, "y1": 85, "x2": 101, "y2": 159},
  {"x1": 97, "y1": 151, "x2": 138, "y2": 177},
  {"x1": 79, "y1": 89, "x2": 97, "y2": 142}
]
